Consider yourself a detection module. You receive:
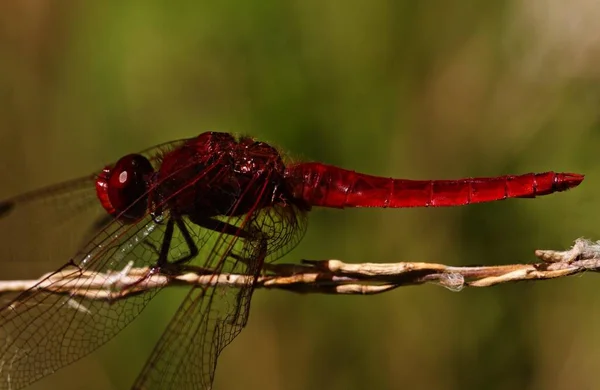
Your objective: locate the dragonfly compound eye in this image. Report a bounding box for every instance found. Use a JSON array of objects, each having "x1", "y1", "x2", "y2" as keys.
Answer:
[{"x1": 95, "y1": 154, "x2": 154, "y2": 222}]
